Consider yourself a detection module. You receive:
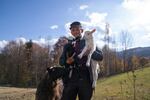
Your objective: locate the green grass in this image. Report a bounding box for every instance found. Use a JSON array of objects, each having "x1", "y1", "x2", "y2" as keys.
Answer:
[{"x1": 94, "y1": 67, "x2": 150, "y2": 100}]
